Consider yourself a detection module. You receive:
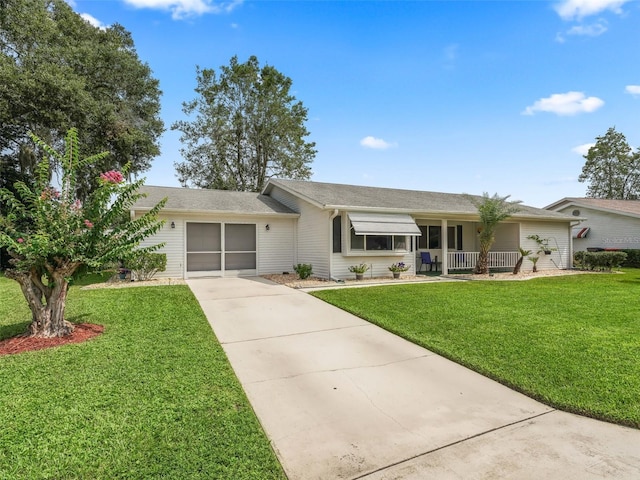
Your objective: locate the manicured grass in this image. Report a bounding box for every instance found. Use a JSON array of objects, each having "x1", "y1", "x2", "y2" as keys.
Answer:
[
  {"x1": 312, "y1": 270, "x2": 640, "y2": 428},
  {"x1": 0, "y1": 276, "x2": 285, "y2": 479}
]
